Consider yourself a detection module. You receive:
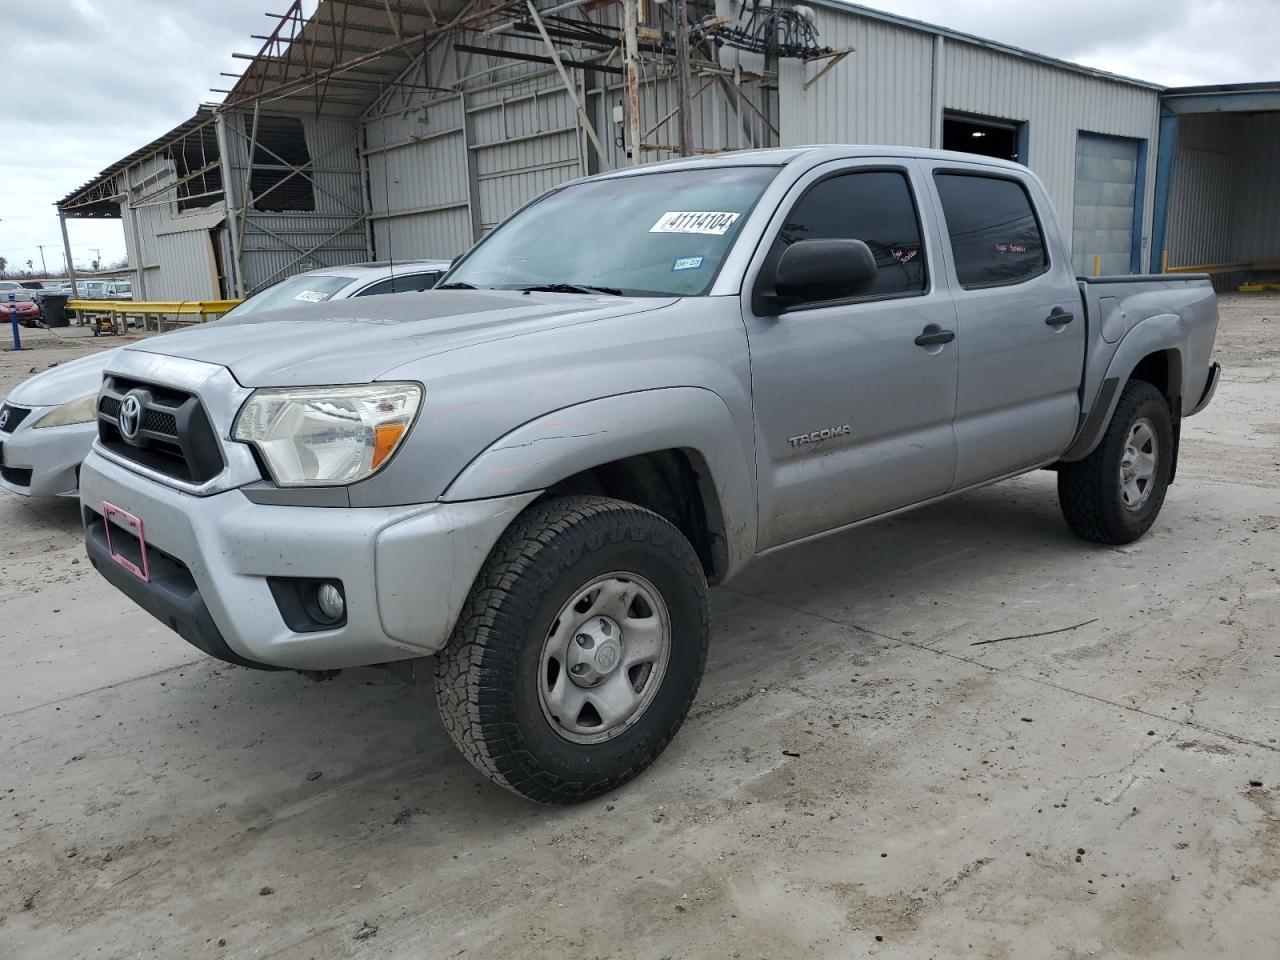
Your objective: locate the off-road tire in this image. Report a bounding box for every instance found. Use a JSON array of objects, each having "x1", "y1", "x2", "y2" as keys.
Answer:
[
  {"x1": 434, "y1": 495, "x2": 710, "y2": 803},
  {"x1": 1058, "y1": 380, "x2": 1174, "y2": 544}
]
